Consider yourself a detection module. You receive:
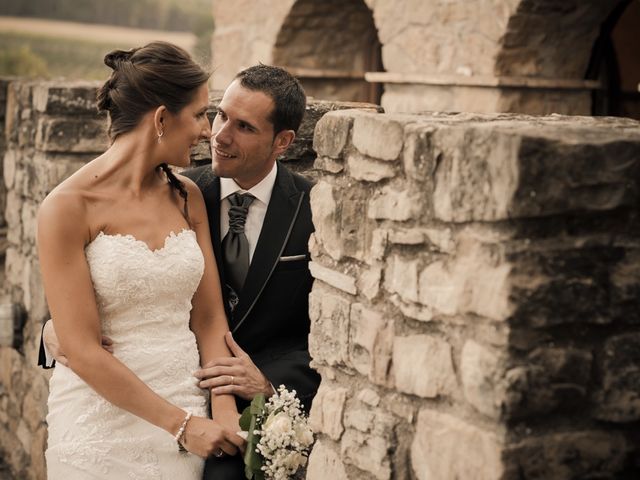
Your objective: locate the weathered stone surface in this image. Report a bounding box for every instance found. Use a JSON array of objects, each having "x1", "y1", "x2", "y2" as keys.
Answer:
[
  {"x1": 592, "y1": 333, "x2": 640, "y2": 422},
  {"x1": 368, "y1": 185, "x2": 423, "y2": 221},
  {"x1": 310, "y1": 180, "x2": 370, "y2": 261},
  {"x1": 504, "y1": 431, "x2": 628, "y2": 480},
  {"x1": 357, "y1": 388, "x2": 380, "y2": 407},
  {"x1": 357, "y1": 266, "x2": 381, "y2": 301},
  {"x1": 418, "y1": 244, "x2": 512, "y2": 319},
  {"x1": 313, "y1": 110, "x2": 353, "y2": 159},
  {"x1": 309, "y1": 287, "x2": 351, "y2": 367},
  {"x1": 307, "y1": 441, "x2": 349, "y2": 480},
  {"x1": 384, "y1": 254, "x2": 419, "y2": 303},
  {"x1": 313, "y1": 156, "x2": 344, "y2": 174},
  {"x1": 310, "y1": 181, "x2": 342, "y2": 260},
  {"x1": 341, "y1": 430, "x2": 391, "y2": 480},
  {"x1": 393, "y1": 335, "x2": 456, "y2": 398},
  {"x1": 309, "y1": 262, "x2": 357, "y2": 295},
  {"x1": 32, "y1": 83, "x2": 100, "y2": 115},
  {"x1": 411, "y1": 409, "x2": 504, "y2": 480},
  {"x1": 461, "y1": 340, "x2": 506, "y2": 419},
  {"x1": 432, "y1": 121, "x2": 640, "y2": 222},
  {"x1": 35, "y1": 117, "x2": 108, "y2": 153},
  {"x1": 309, "y1": 383, "x2": 348, "y2": 440},
  {"x1": 349, "y1": 304, "x2": 393, "y2": 385},
  {"x1": 352, "y1": 113, "x2": 403, "y2": 161},
  {"x1": 403, "y1": 123, "x2": 437, "y2": 181},
  {"x1": 347, "y1": 153, "x2": 396, "y2": 182}
]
